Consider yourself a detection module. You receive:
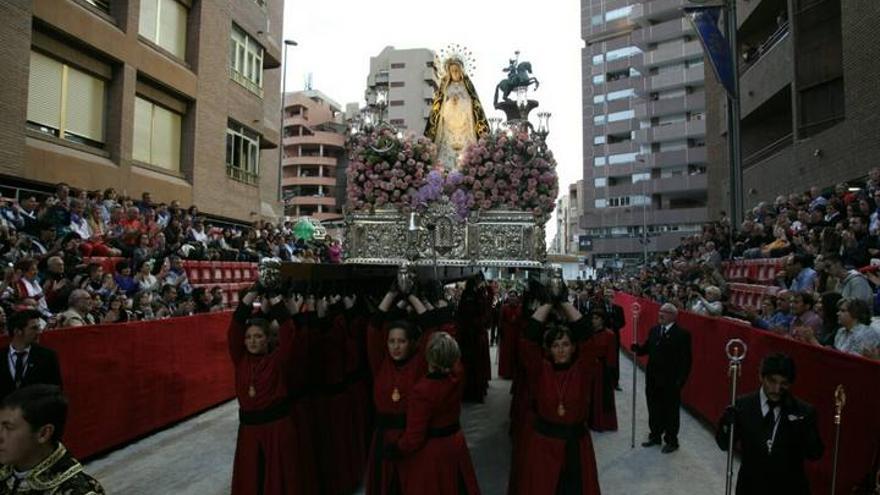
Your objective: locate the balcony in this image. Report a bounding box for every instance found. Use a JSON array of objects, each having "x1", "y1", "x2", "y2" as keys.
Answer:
[
  {"x1": 283, "y1": 115, "x2": 308, "y2": 127},
  {"x1": 641, "y1": 66, "x2": 705, "y2": 94},
  {"x1": 605, "y1": 173, "x2": 708, "y2": 197},
  {"x1": 602, "y1": 119, "x2": 639, "y2": 136},
  {"x1": 282, "y1": 155, "x2": 337, "y2": 167},
  {"x1": 282, "y1": 130, "x2": 345, "y2": 148},
  {"x1": 640, "y1": 40, "x2": 704, "y2": 69},
  {"x1": 632, "y1": 18, "x2": 693, "y2": 48},
  {"x1": 635, "y1": 119, "x2": 705, "y2": 144},
  {"x1": 634, "y1": 91, "x2": 706, "y2": 119},
  {"x1": 282, "y1": 176, "x2": 336, "y2": 187},
  {"x1": 629, "y1": 0, "x2": 690, "y2": 25},
  {"x1": 636, "y1": 147, "x2": 708, "y2": 168},
  {"x1": 585, "y1": 207, "x2": 708, "y2": 228},
  {"x1": 740, "y1": 31, "x2": 792, "y2": 118},
  {"x1": 583, "y1": 17, "x2": 636, "y2": 44},
  {"x1": 288, "y1": 196, "x2": 337, "y2": 207}
]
